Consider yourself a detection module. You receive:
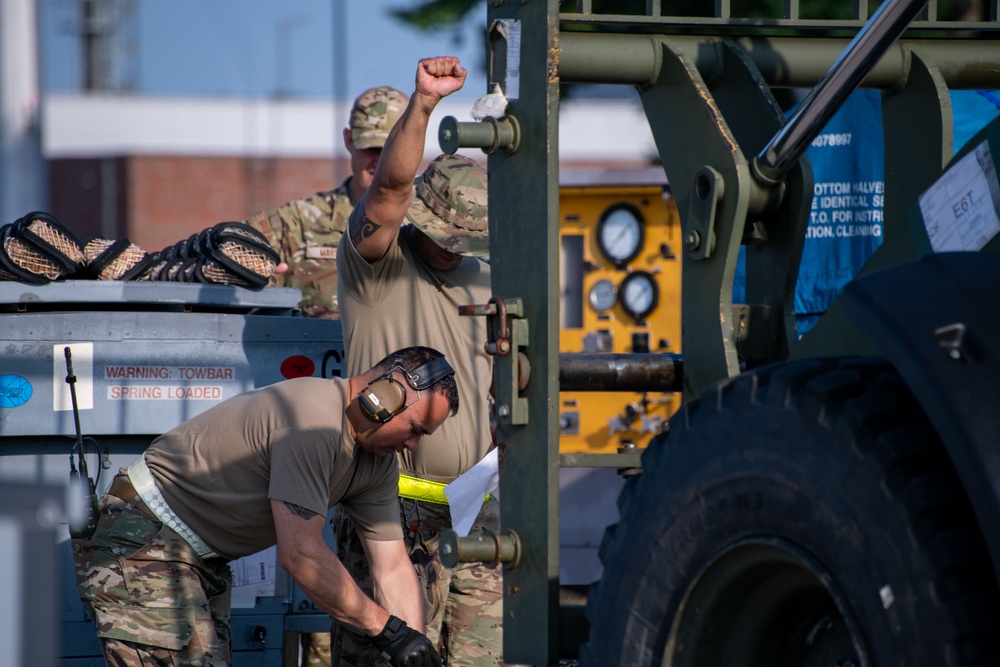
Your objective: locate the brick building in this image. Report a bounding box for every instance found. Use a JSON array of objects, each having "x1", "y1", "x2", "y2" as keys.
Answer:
[{"x1": 42, "y1": 93, "x2": 657, "y2": 254}]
